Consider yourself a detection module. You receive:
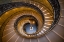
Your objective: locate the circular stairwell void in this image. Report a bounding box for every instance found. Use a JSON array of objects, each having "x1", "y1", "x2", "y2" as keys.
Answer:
[{"x1": 0, "y1": 0, "x2": 64, "y2": 42}]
